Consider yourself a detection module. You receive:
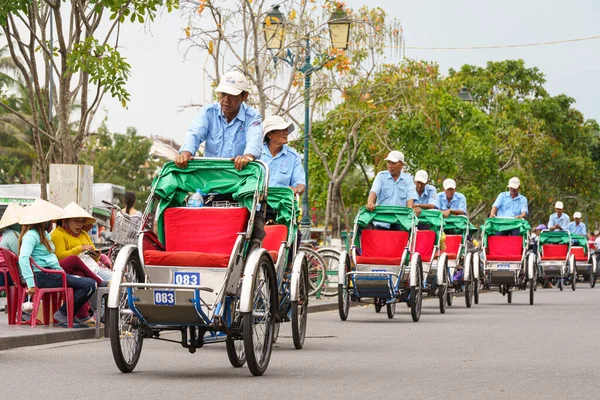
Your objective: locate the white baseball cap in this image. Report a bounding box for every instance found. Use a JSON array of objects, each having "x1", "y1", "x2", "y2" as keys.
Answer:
[
  {"x1": 554, "y1": 201, "x2": 564, "y2": 209},
  {"x1": 414, "y1": 170, "x2": 428, "y2": 183},
  {"x1": 443, "y1": 178, "x2": 456, "y2": 190},
  {"x1": 263, "y1": 115, "x2": 295, "y2": 138},
  {"x1": 384, "y1": 150, "x2": 405, "y2": 163},
  {"x1": 508, "y1": 177, "x2": 520, "y2": 189},
  {"x1": 215, "y1": 71, "x2": 249, "y2": 96},
  {"x1": 573, "y1": 212, "x2": 582, "y2": 219}
]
